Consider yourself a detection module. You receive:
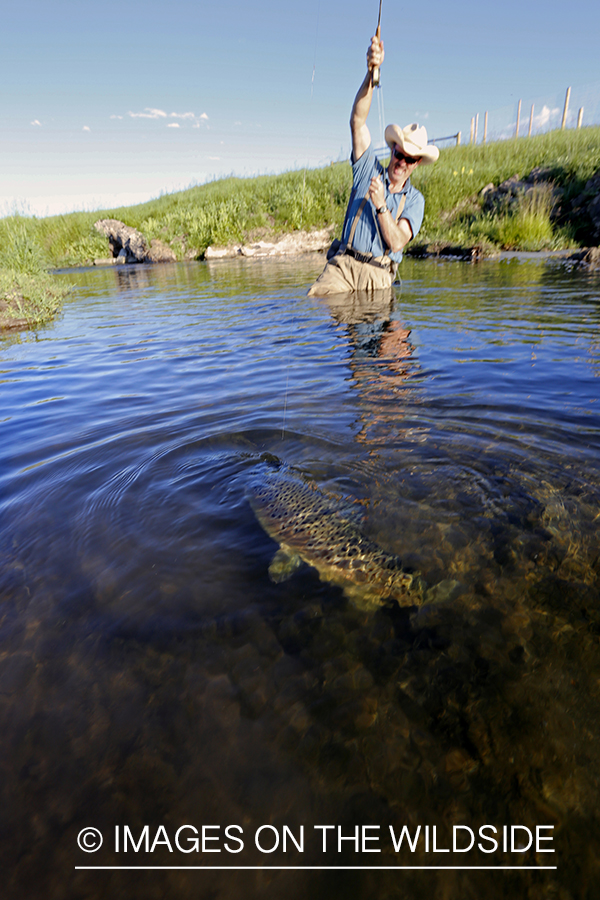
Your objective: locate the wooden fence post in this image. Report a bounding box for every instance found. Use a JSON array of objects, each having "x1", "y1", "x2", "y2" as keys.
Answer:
[
  {"x1": 474, "y1": 113, "x2": 479, "y2": 143},
  {"x1": 483, "y1": 111, "x2": 488, "y2": 144},
  {"x1": 515, "y1": 99, "x2": 522, "y2": 138},
  {"x1": 577, "y1": 107, "x2": 584, "y2": 129},
  {"x1": 456, "y1": 132, "x2": 461, "y2": 145},
  {"x1": 470, "y1": 117, "x2": 474, "y2": 144},
  {"x1": 528, "y1": 103, "x2": 534, "y2": 137},
  {"x1": 561, "y1": 87, "x2": 571, "y2": 129}
]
